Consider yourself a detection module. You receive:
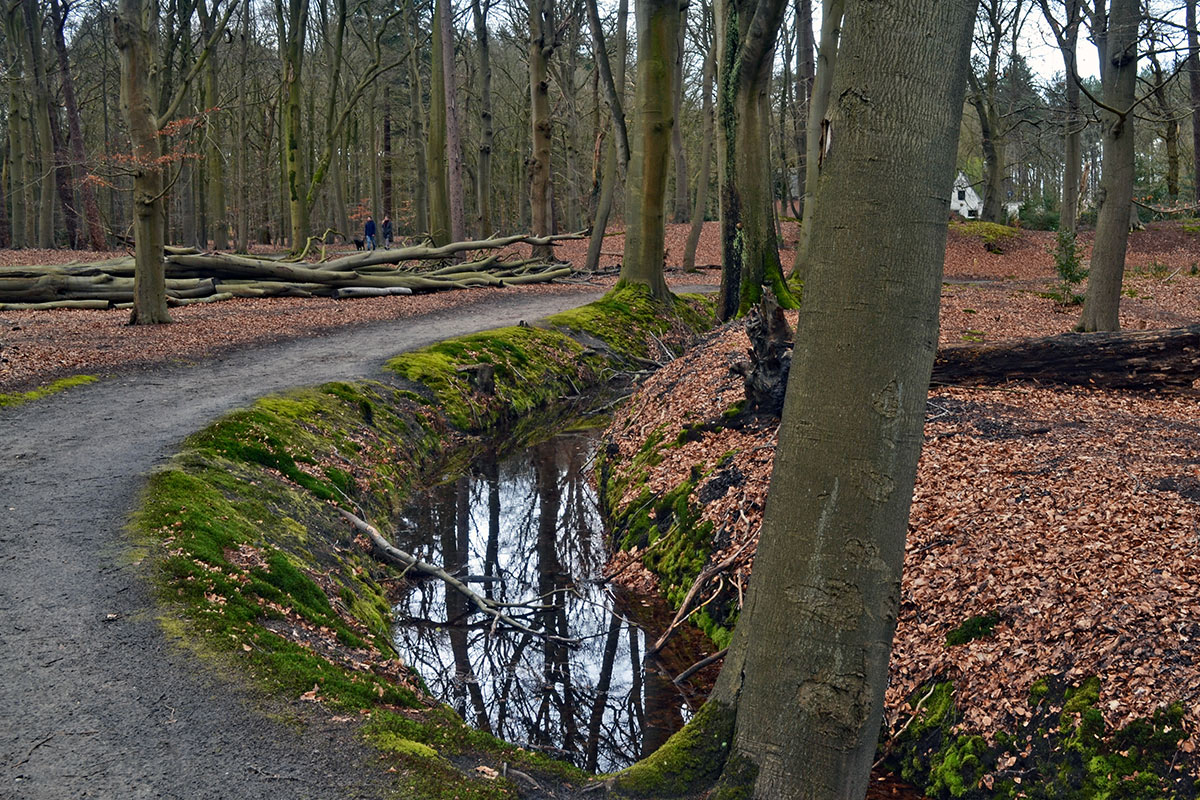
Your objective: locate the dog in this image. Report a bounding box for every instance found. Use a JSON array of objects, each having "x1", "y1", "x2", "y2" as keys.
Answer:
[{"x1": 353, "y1": 237, "x2": 365, "y2": 251}]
